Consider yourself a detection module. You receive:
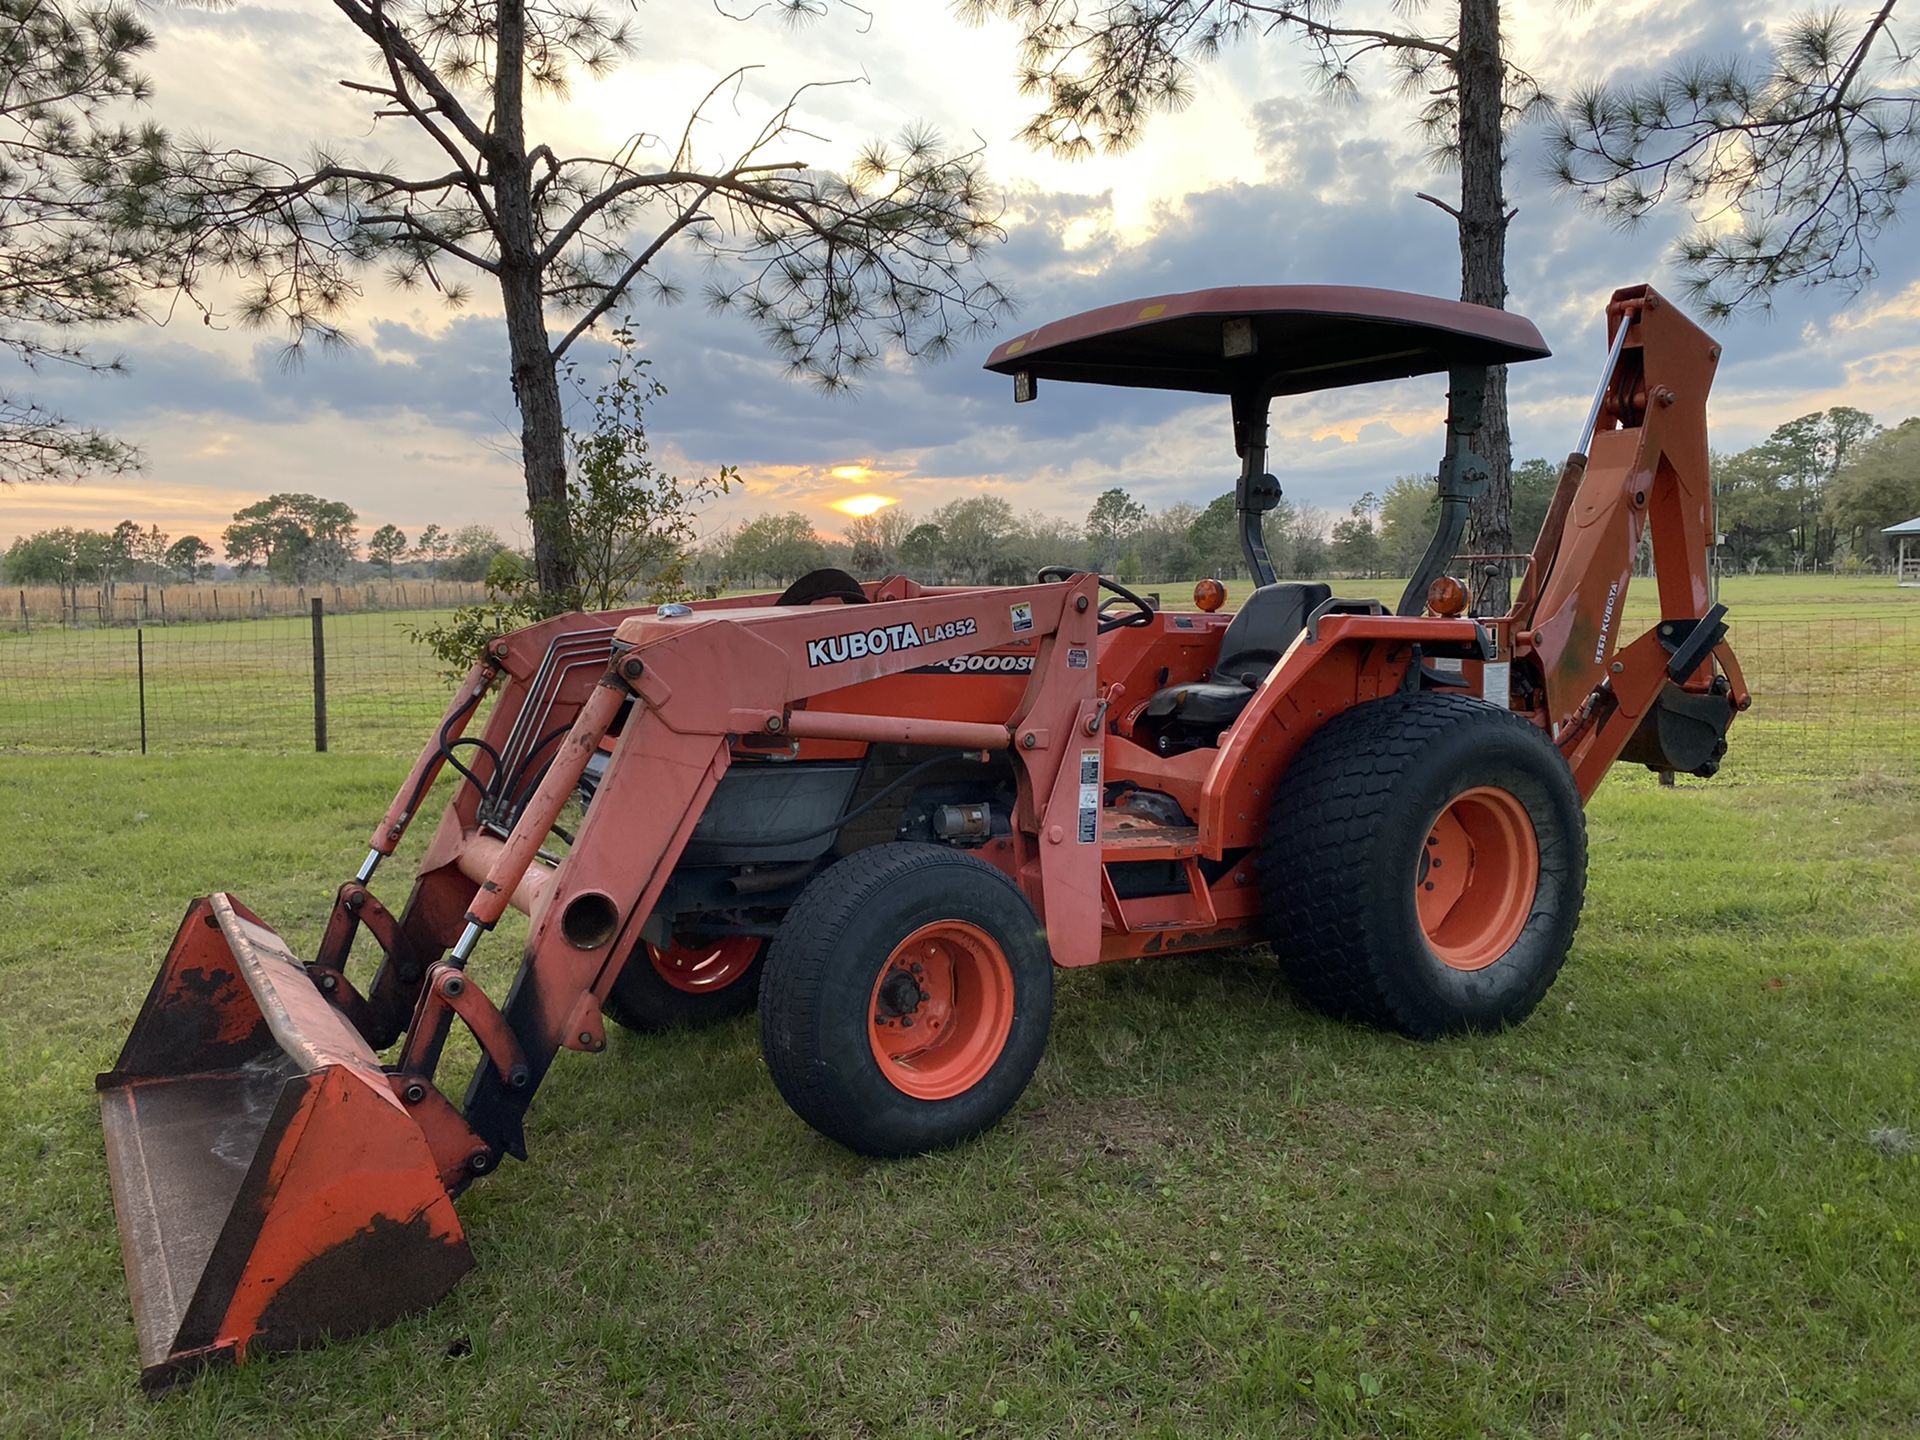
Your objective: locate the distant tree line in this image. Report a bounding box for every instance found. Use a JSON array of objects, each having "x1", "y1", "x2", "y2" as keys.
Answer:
[
  {"x1": 2, "y1": 496, "x2": 519, "y2": 593},
  {"x1": 692, "y1": 472, "x2": 1566, "y2": 592},
  {"x1": 692, "y1": 486, "x2": 1366, "y2": 591},
  {"x1": 2, "y1": 521, "x2": 206, "y2": 608},
  {"x1": 698, "y1": 402, "x2": 1920, "y2": 593},
  {"x1": 1710, "y1": 408, "x2": 1920, "y2": 572},
  {"x1": 16, "y1": 401, "x2": 1915, "y2": 604}
]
